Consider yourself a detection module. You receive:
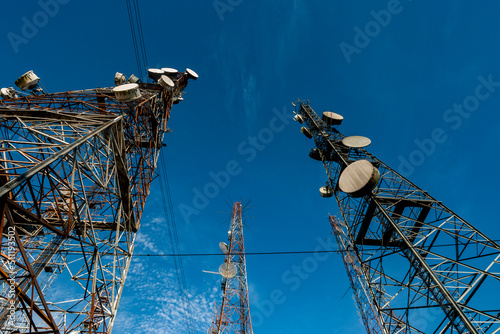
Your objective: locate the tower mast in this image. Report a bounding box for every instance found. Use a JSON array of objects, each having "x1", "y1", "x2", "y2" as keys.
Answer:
[
  {"x1": 0, "y1": 67, "x2": 197, "y2": 333},
  {"x1": 294, "y1": 100, "x2": 500, "y2": 333},
  {"x1": 209, "y1": 202, "x2": 253, "y2": 334}
]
